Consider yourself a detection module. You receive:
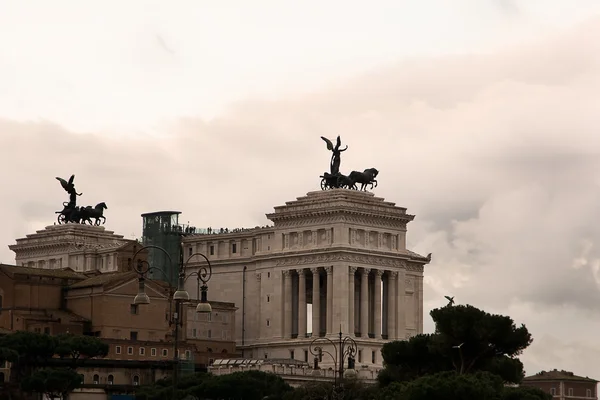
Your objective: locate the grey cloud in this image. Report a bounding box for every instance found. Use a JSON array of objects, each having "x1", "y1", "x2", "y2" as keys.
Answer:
[{"x1": 2, "y1": 15, "x2": 600, "y2": 378}]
